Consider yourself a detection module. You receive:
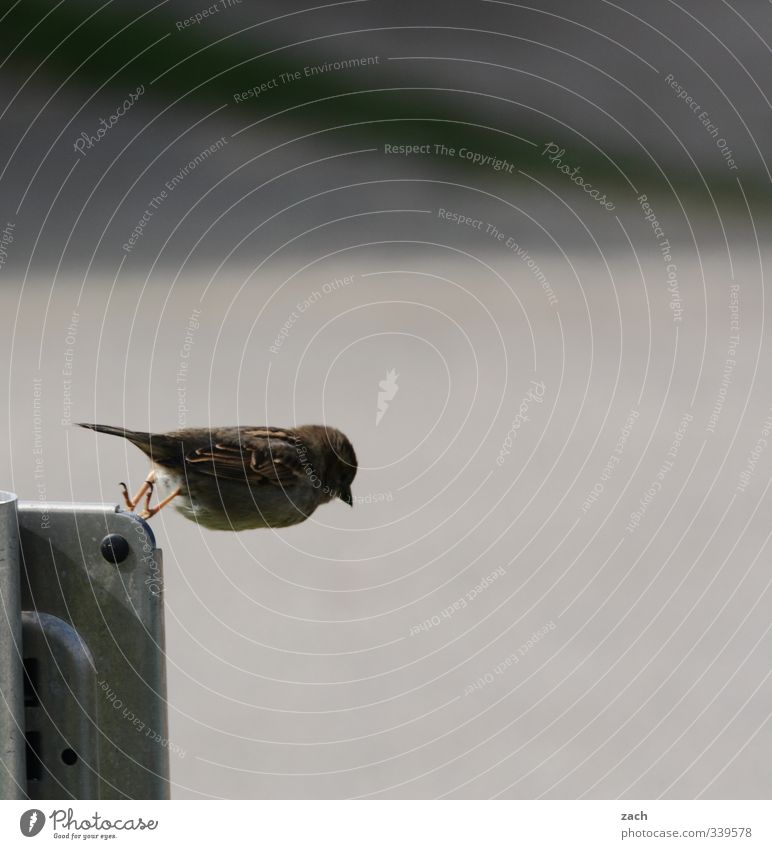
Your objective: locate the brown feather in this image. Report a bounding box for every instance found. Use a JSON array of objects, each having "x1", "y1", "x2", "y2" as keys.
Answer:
[{"x1": 184, "y1": 431, "x2": 310, "y2": 488}]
